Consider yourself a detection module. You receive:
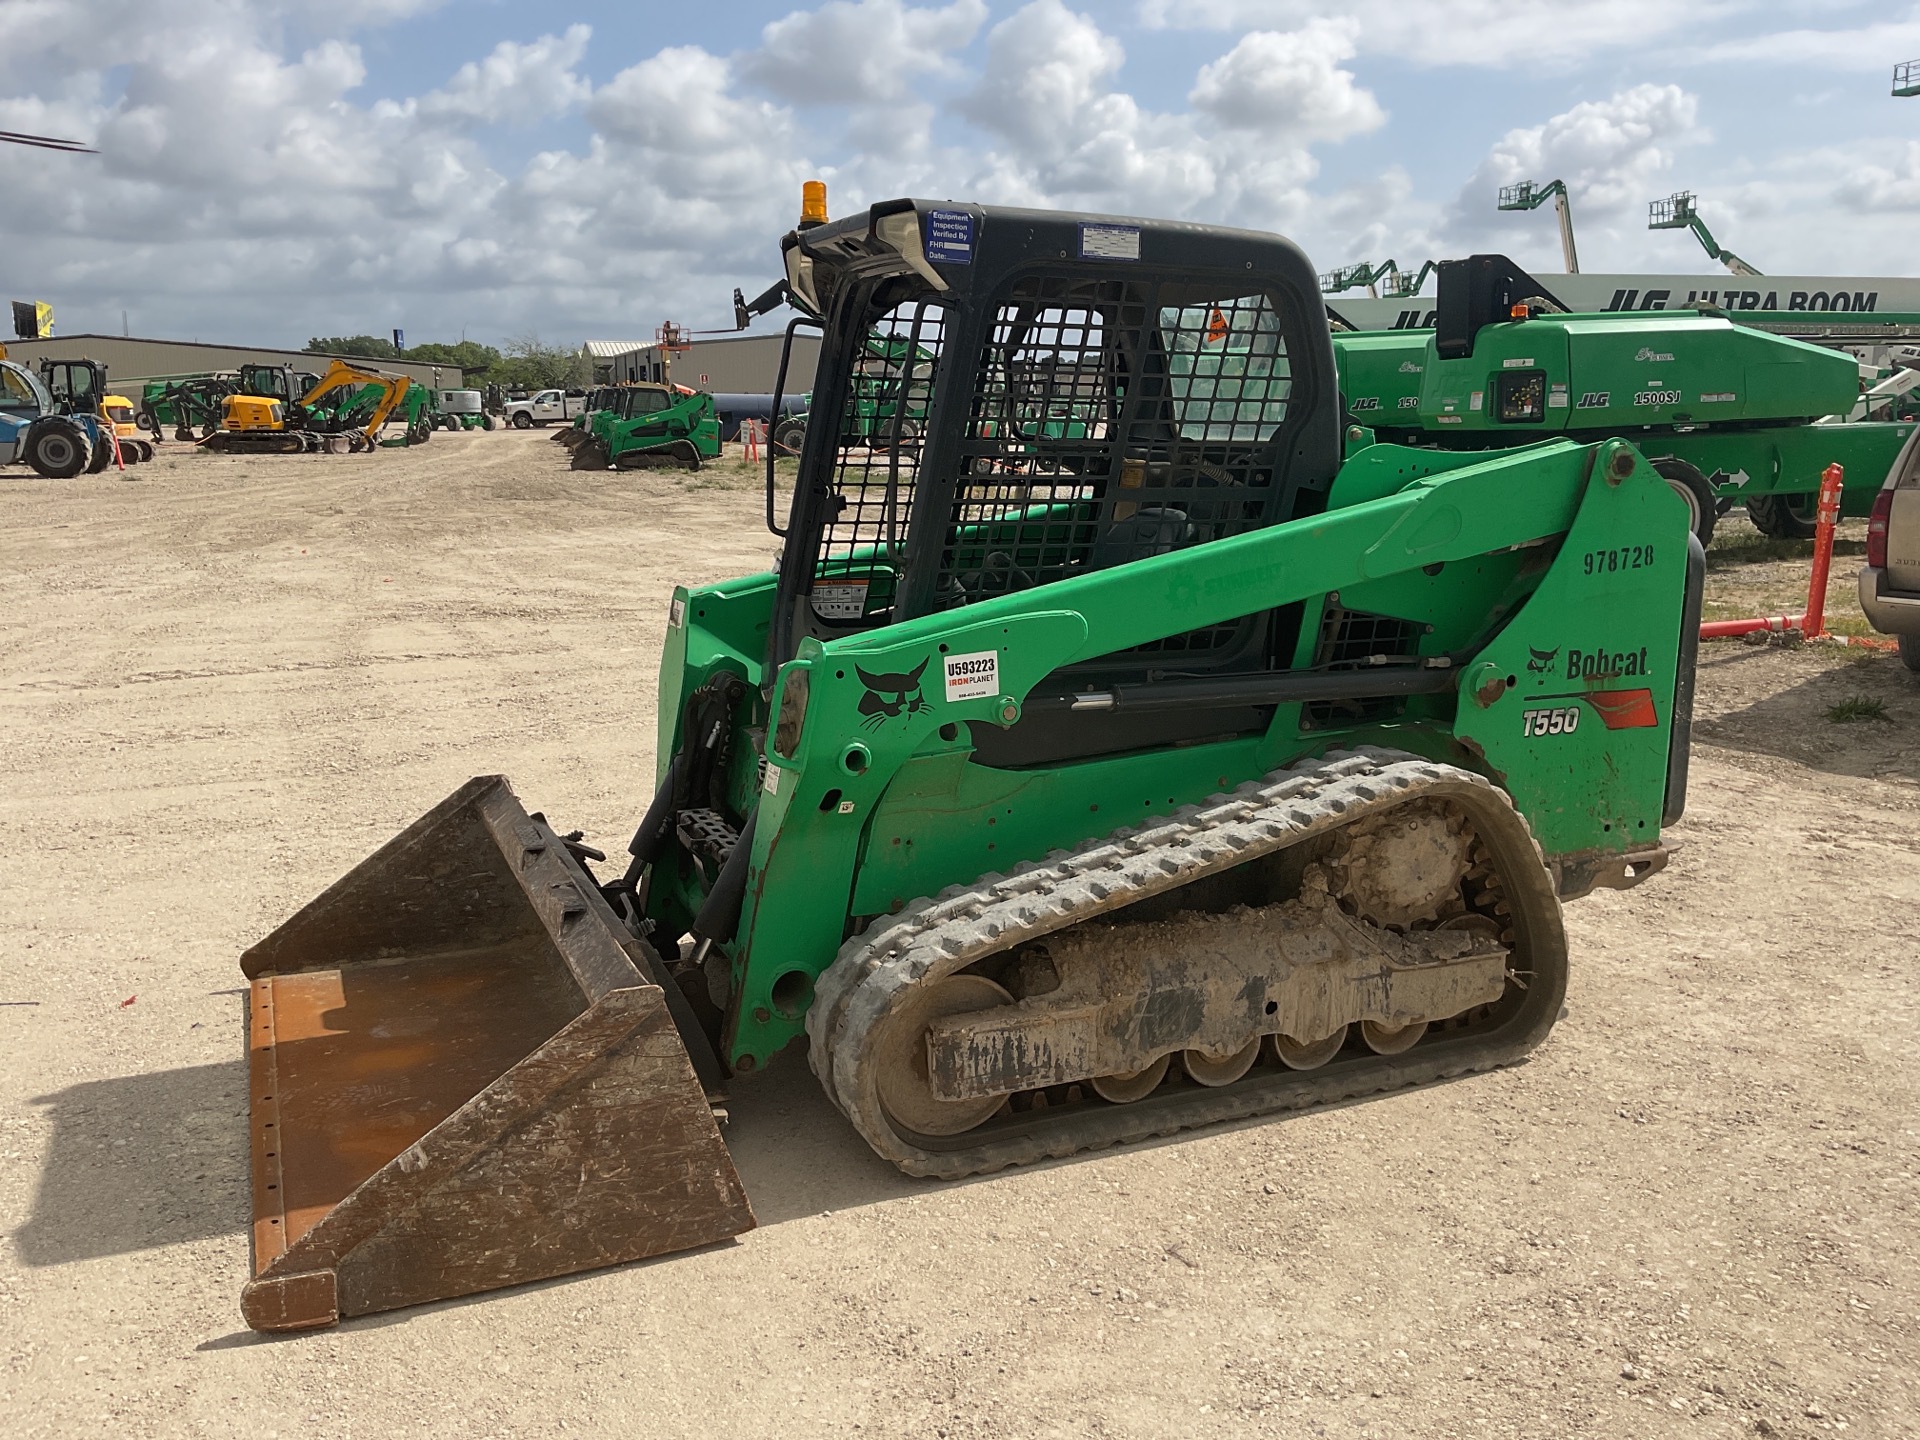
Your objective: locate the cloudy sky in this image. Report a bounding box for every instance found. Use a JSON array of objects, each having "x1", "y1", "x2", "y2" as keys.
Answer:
[{"x1": 2, "y1": 0, "x2": 1915, "y2": 349}]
